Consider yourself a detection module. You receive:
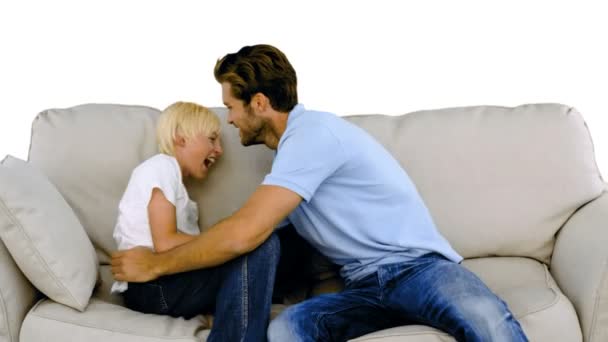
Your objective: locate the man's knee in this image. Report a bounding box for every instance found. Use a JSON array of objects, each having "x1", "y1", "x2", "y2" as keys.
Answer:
[
  {"x1": 268, "y1": 310, "x2": 298, "y2": 342},
  {"x1": 458, "y1": 296, "x2": 525, "y2": 341}
]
